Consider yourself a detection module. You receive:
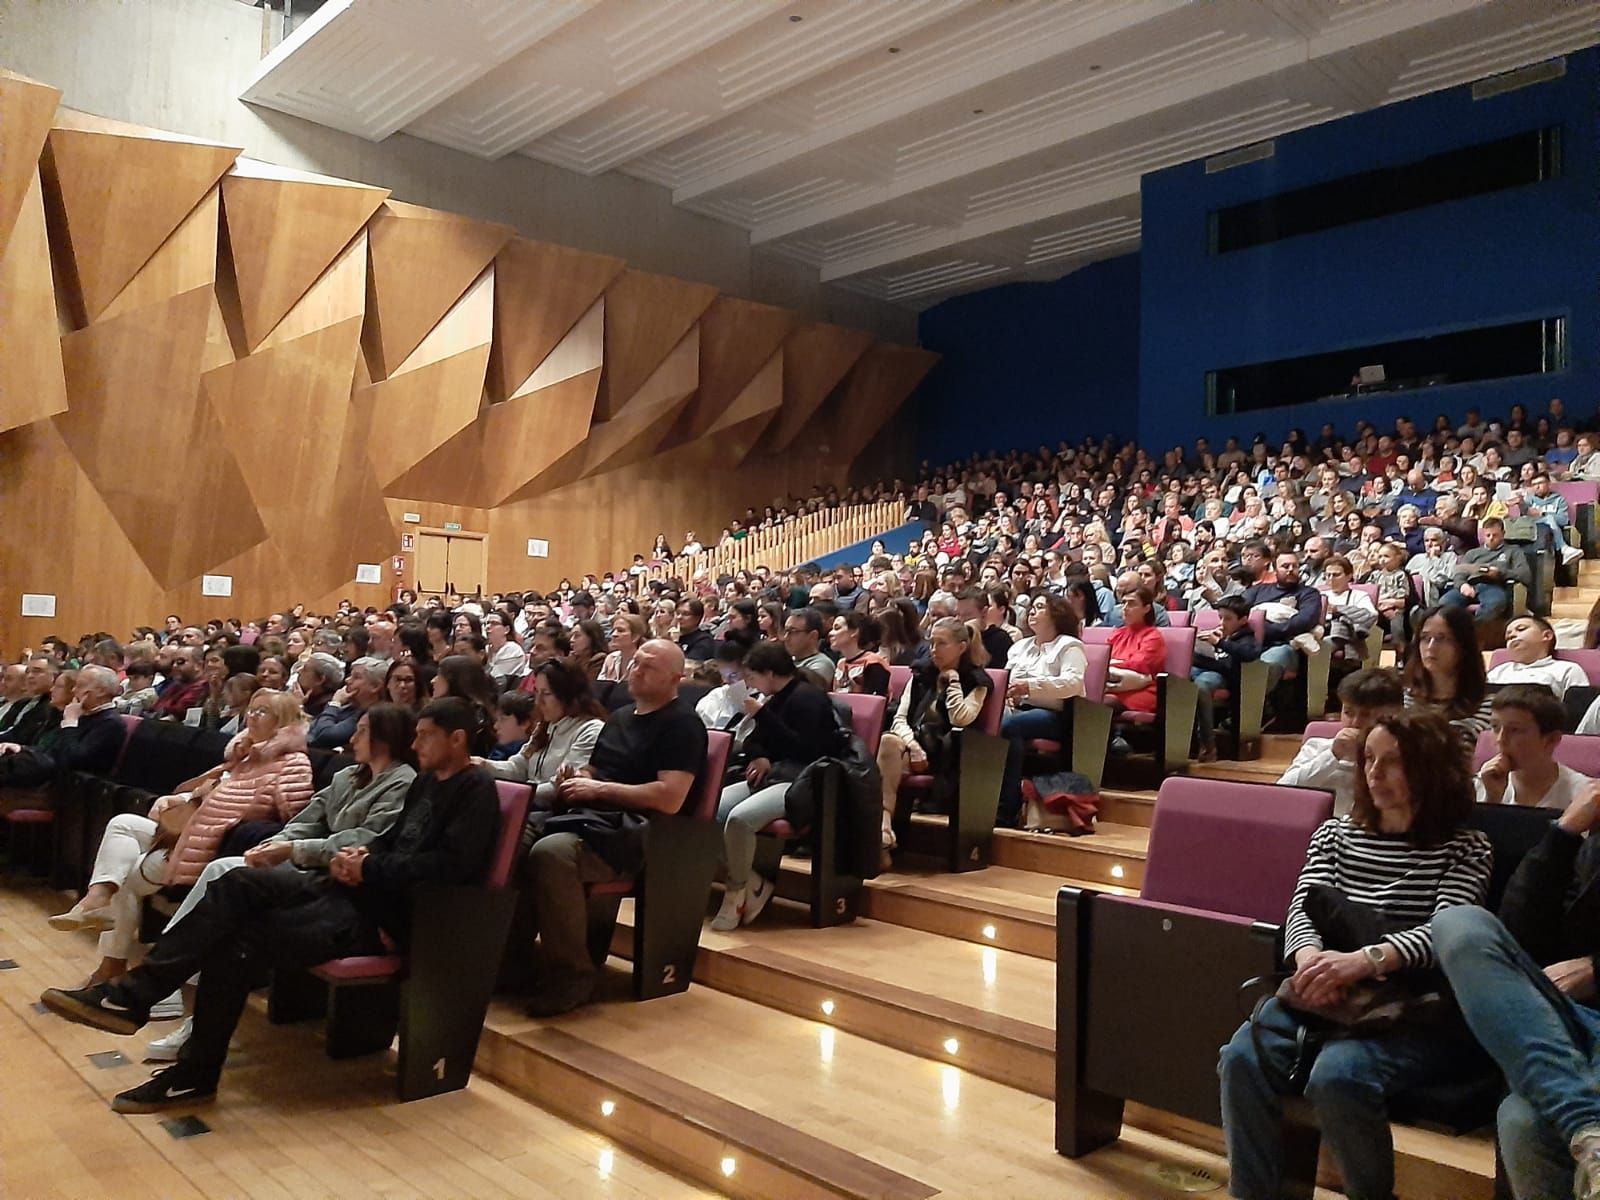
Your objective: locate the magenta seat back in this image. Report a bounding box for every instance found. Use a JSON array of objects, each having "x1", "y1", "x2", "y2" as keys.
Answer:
[
  {"x1": 1487, "y1": 649, "x2": 1513, "y2": 673},
  {"x1": 1478, "y1": 729, "x2": 1600, "y2": 775},
  {"x1": 1083, "y1": 627, "x2": 1113, "y2": 647},
  {"x1": 1167, "y1": 610, "x2": 1192, "y2": 627},
  {"x1": 1352, "y1": 583, "x2": 1379, "y2": 603},
  {"x1": 1157, "y1": 626, "x2": 1195, "y2": 677},
  {"x1": 978, "y1": 669, "x2": 1008, "y2": 735},
  {"x1": 112, "y1": 714, "x2": 140, "y2": 773},
  {"x1": 1555, "y1": 481, "x2": 1598, "y2": 510},
  {"x1": 887, "y1": 665, "x2": 912, "y2": 703},
  {"x1": 1560, "y1": 650, "x2": 1600, "y2": 687},
  {"x1": 1302, "y1": 721, "x2": 1342, "y2": 742},
  {"x1": 840, "y1": 692, "x2": 886, "y2": 757},
  {"x1": 688, "y1": 730, "x2": 732, "y2": 821},
  {"x1": 488, "y1": 782, "x2": 533, "y2": 888},
  {"x1": 1247, "y1": 609, "x2": 1266, "y2": 643},
  {"x1": 1143, "y1": 777, "x2": 1333, "y2": 923},
  {"x1": 1194, "y1": 610, "x2": 1219, "y2": 634},
  {"x1": 1081, "y1": 642, "x2": 1111, "y2": 704}
]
